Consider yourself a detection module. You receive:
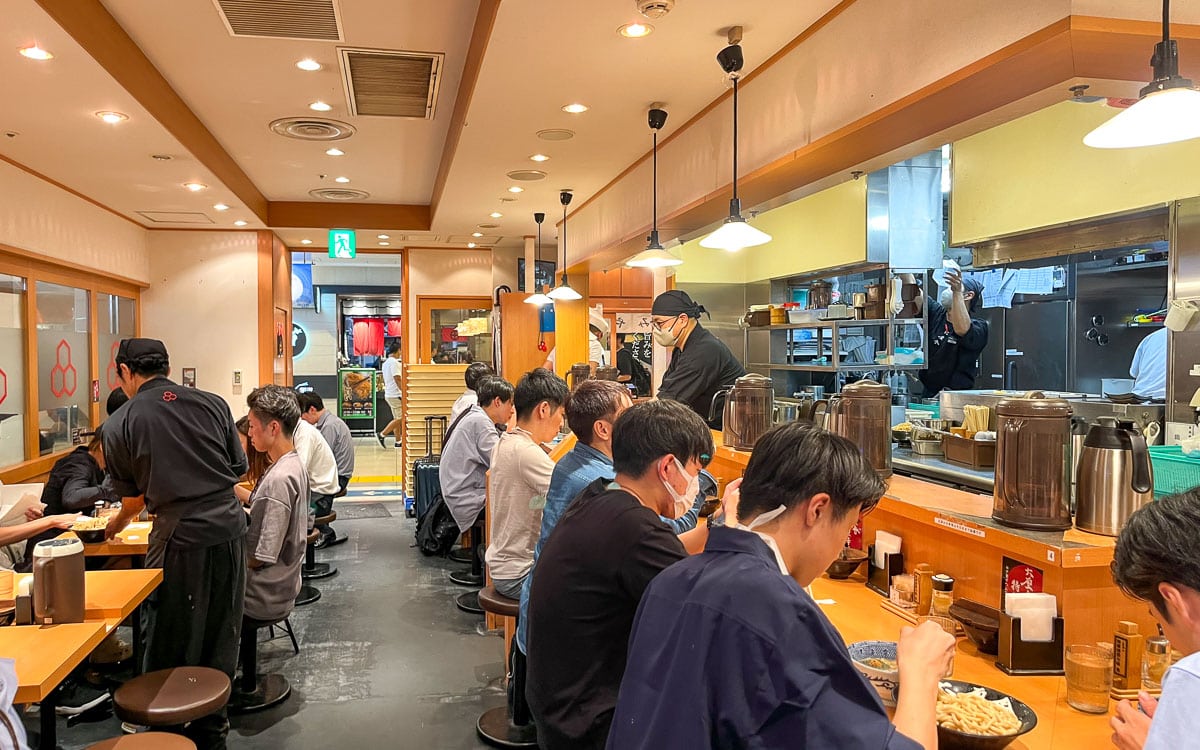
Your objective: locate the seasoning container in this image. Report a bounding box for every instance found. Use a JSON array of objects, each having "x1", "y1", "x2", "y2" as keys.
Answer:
[
  {"x1": 913, "y1": 564, "x2": 935, "y2": 616},
  {"x1": 930, "y1": 574, "x2": 955, "y2": 616},
  {"x1": 1113, "y1": 620, "x2": 1145, "y2": 691},
  {"x1": 890, "y1": 574, "x2": 916, "y2": 610},
  {"x1": 1142, "y1": 636, "x2": 1170, "y2": 690}
]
